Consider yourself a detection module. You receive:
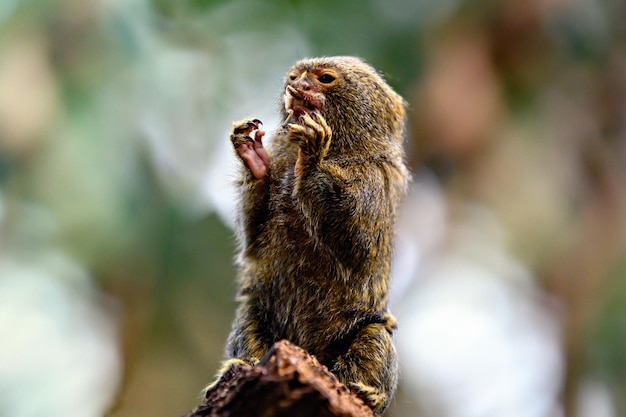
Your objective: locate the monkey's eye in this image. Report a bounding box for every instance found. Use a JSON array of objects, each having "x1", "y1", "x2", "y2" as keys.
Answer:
[
  {"x1": 289, "y1": 73, "x2": 297, "y2": 81},
  {"x1": 318, "y1": 73, "x2": 336, "y2": 84}
]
